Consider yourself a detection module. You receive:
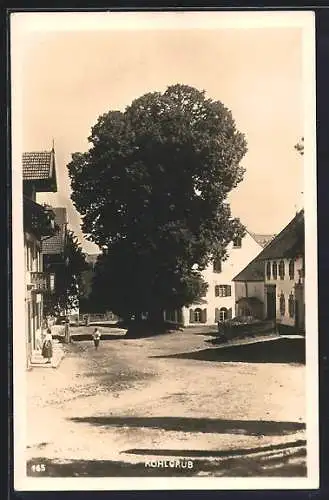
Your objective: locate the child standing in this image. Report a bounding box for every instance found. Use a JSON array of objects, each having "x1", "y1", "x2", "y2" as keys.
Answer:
[{"x1": 42, "y1": 328, "x2": 53, "y2": 364}]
